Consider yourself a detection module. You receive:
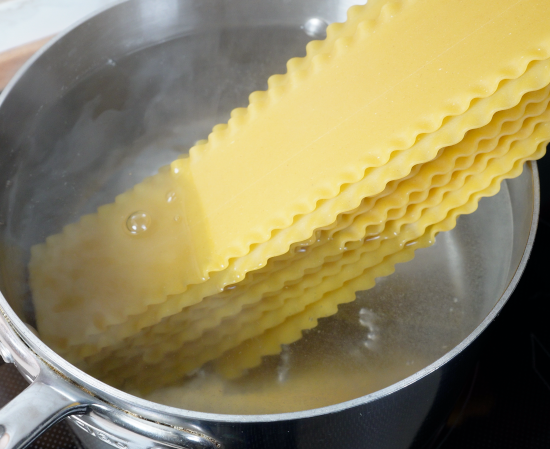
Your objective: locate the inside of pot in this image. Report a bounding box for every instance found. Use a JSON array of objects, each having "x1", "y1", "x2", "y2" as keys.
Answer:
[{"x1": 0, "y1": 0, "x2": 536, "y2": 414}]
